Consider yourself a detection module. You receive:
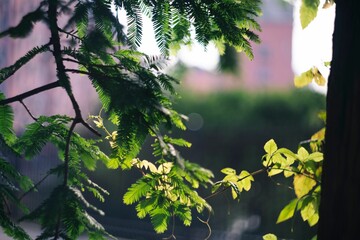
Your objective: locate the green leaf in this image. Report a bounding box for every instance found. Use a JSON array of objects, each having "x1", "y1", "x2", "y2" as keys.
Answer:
[
  {"x1": 150, "y1": 208, "x2": 170, "y2": 233},
  {"x1": 297, "y1": 147, "x2": 309, "y2": 161},
  {"x1": 0, "y1": 44, "x2": 50, "y2": 84},
  {"x1": 123, "y1": 179, "x2": 151, "y2": 205},
  {"x1": 277, "y1": 199, "x2": 297, "y2": 223},
  {"x1": 238, "y1": 171, "x2": 254, "y2": 191},
  {"x1": 264, "y1": 139, "x2": 277, "y2": 155},
  {"x1": 221, "y1": 167, "x2": 236, "y2": 175},
  {"x1": 300, "y1": 0, "x2": 320, "y2": 29},
  {"x1": 106, "y1": 158, "x2": 120, "y2": 169},
  {"x1": 175, "y1": 205, "x2": 192, "y2": 226},
  {"x1": 263, "y1": 233, "x2": 278, "y2": 240},
  {"x1": 308, "y1": 152, "x2": 323, "y2": 162},
  {"x1": 294, "y1": 69, "x2": 313, "y2": 88},
  {"x1": 0, "y1": 94, "x2": 15, "y2": 143},
  {"x1": 300, "y1": 200, "x2": 316, "y2": 221}
]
